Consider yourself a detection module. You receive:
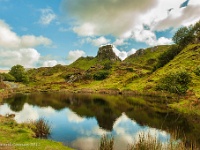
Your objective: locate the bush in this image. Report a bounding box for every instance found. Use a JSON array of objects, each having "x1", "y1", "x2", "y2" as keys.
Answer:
[
  {"x1": 103, "y1": 62, "x2": 112, "y2": 70},
  {"x1": 93, "y1": 71, "x2": 109, "y2": 80},
  {"x1": 9, "y1": 65, "x2": 29, "y2": 83},
  {"x1": 156, "y1": 71, "x2": 191, "y2": 94},
  {"x1": 153, "y1": 45, "x2": 181, "y2": 71},
  {"x1": 194, "y1": 66, "x2": 200, "y2": 76},
  {"x1": 0, "y1": 73, "x2": 16, "y2": 82},
  {"x1": 31, "y1": 118, "x2": 51, "y2": 138}
]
